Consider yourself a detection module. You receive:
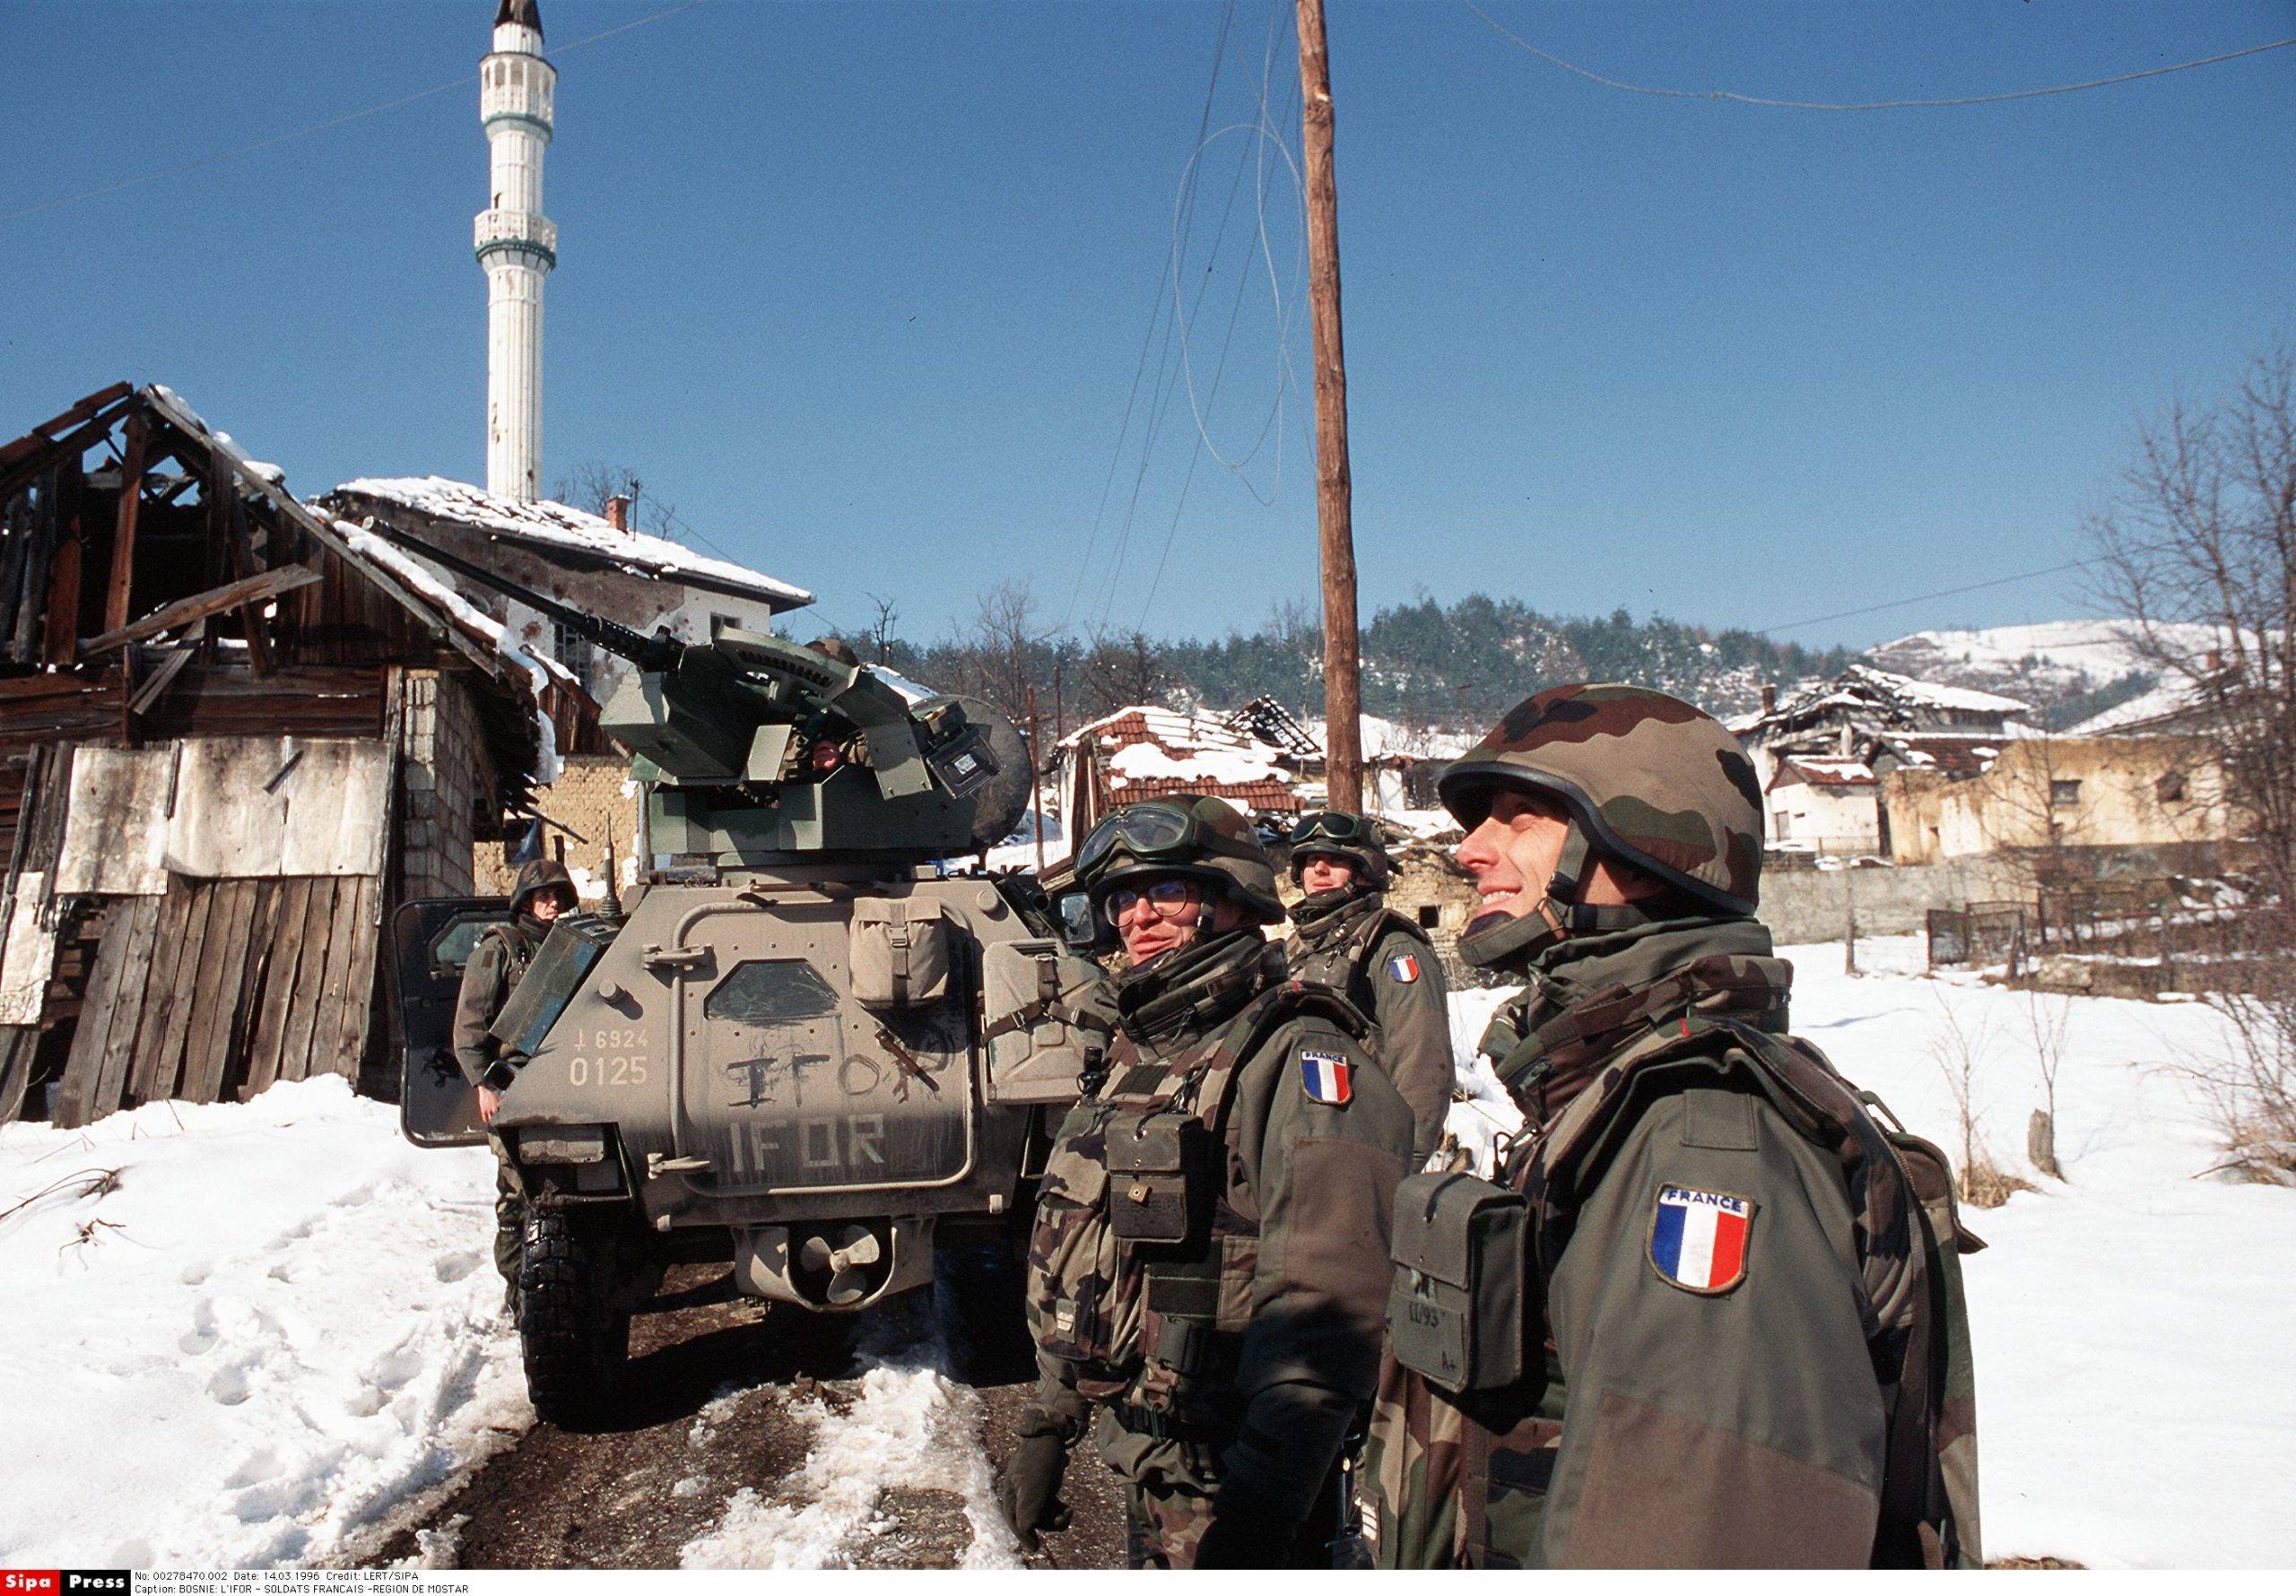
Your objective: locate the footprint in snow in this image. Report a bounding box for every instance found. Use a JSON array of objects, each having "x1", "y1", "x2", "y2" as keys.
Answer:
[
  {"x1": 178, "y1": 1262, "x2": 211, "y2": 1287},
  {"x1": 365, "y1": 1341, "x2": 425, "y2": 1393},
  {"x1": 207, "y1": 1365, "x2": 252, "y2": 1406},
  {"x1": 265, "y1": 1216, "x2": 320, "y2": 1251},
  {"x1": 433, "y1": 1251, "x2": 482, "y2": 1283},
  {"x1": 179, "y1": 1299, "x2": 219, "y2": 1356},
  {"x1": 224, "y1": 1448, "x2": 283, "y2": 1488}
]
